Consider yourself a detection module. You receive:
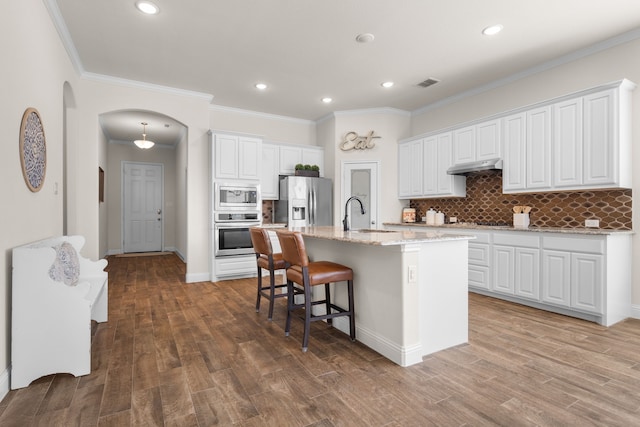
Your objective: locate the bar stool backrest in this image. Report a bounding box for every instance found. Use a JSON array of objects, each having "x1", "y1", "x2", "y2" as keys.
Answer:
[
  {"x1": 276, "y1": 230, "x2": 309, "y2": 268},
  {"x1": 250, "y1": 227, "x2": 273, "y2": 256}
]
